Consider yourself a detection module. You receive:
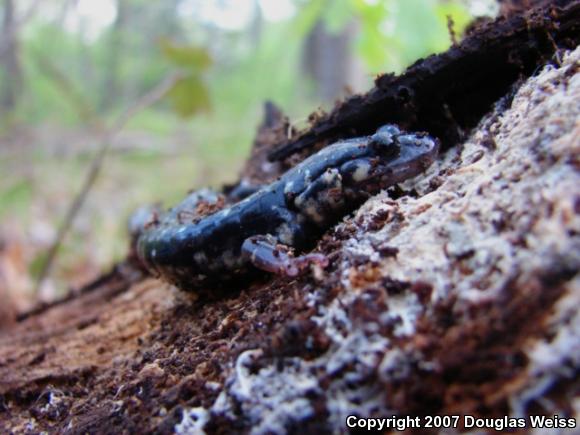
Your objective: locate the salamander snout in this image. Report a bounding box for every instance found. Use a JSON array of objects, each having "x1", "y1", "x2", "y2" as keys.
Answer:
[
  {"x1": 369, "y1": 124, "x2": 438, "y2": 165},
  {"x1": 396, "y1": 133, "x2": 439, "y2": 166}
]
